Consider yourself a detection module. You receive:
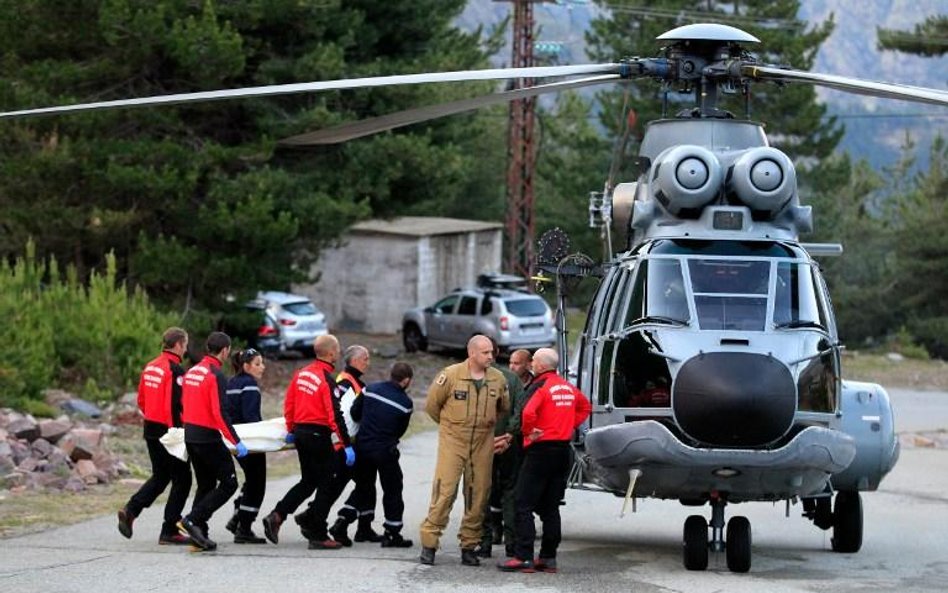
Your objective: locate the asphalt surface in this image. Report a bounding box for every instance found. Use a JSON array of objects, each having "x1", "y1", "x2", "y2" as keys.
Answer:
[{"x1": 1, "y1": 388, "x2": 946, "y2": 593}]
